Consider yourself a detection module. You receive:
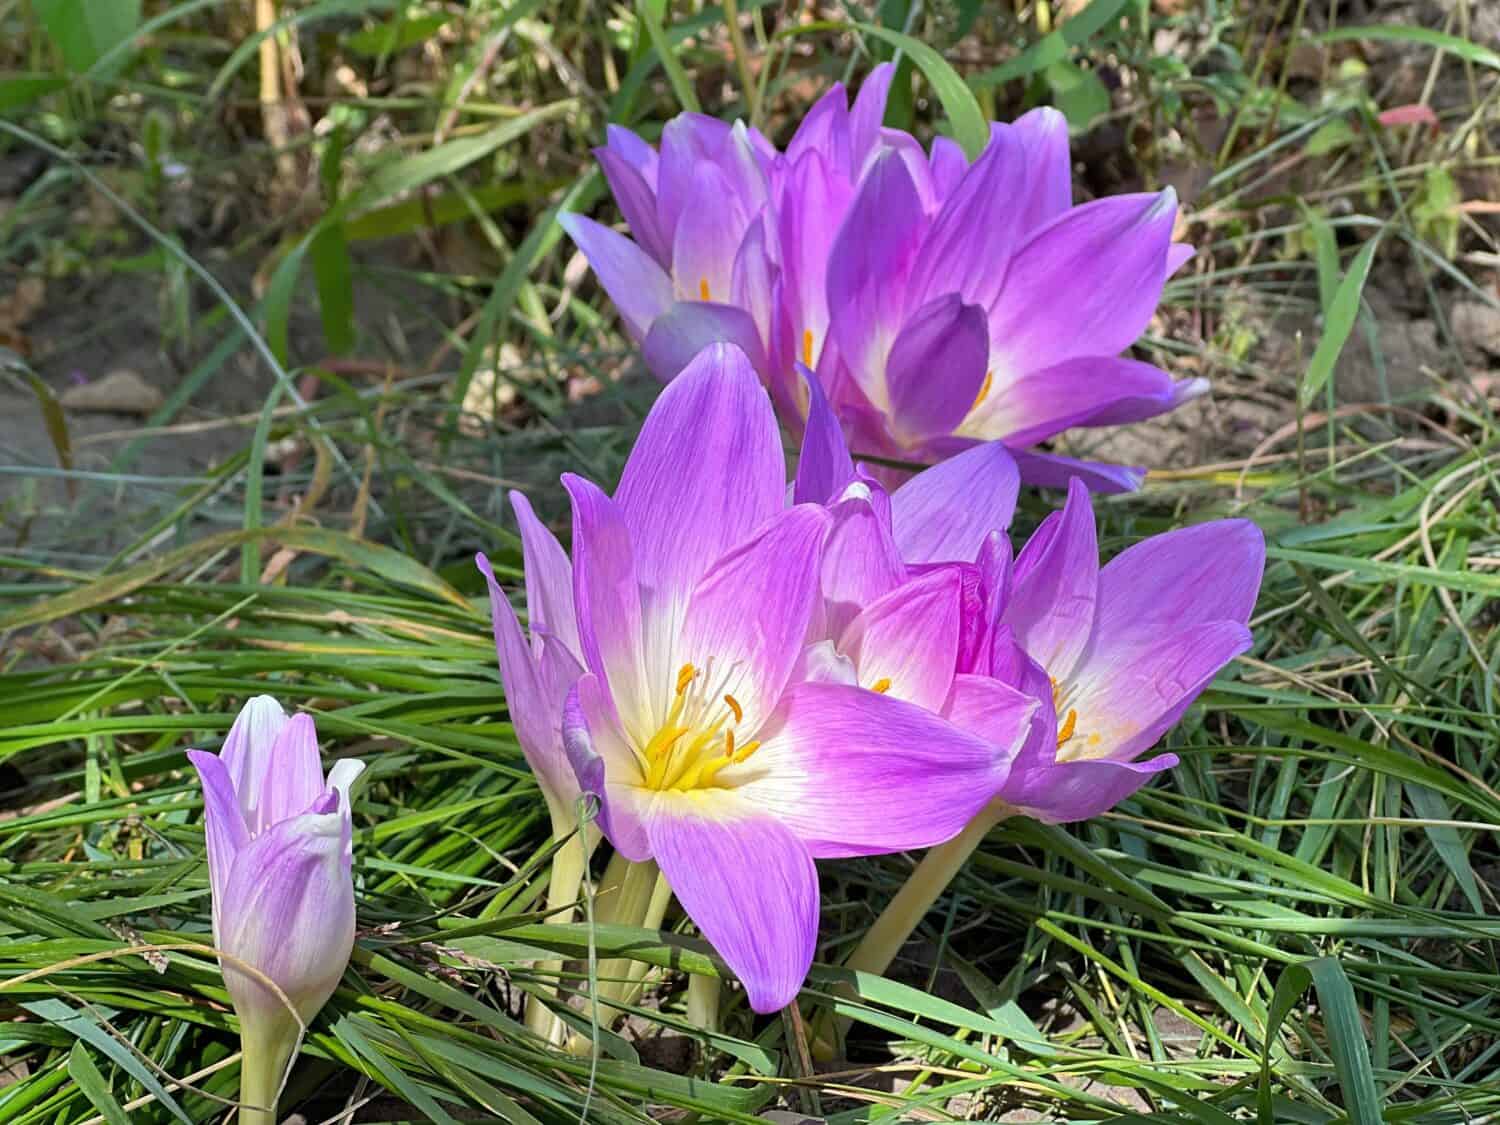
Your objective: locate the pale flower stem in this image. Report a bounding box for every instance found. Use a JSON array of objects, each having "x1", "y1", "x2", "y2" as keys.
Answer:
[
  {"x1": 525, "y1": 814, "x2": 596, "y2": 1046},
  {"x1": 619, "y1": 869, "x2": 673, "y2": 1001},
  {"x1": 567, "y1": 862, "x2": 670, "y2": 1055},
  {"x1": 813, "y1": 805, "x2": 1009, "y2": 1058},
  {"x1": 592, "y1": 847, "x2": 633, "y2": 926},
  {"x1": 237, "y1": 1025, "x2": 295, "y2": 1125},
  {"x1": 686, "y1": 972, "x2": 722, "y2": 1035},
  {"x1": 596, "y1": 860, "x2": 662, "y2": 1002}
]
